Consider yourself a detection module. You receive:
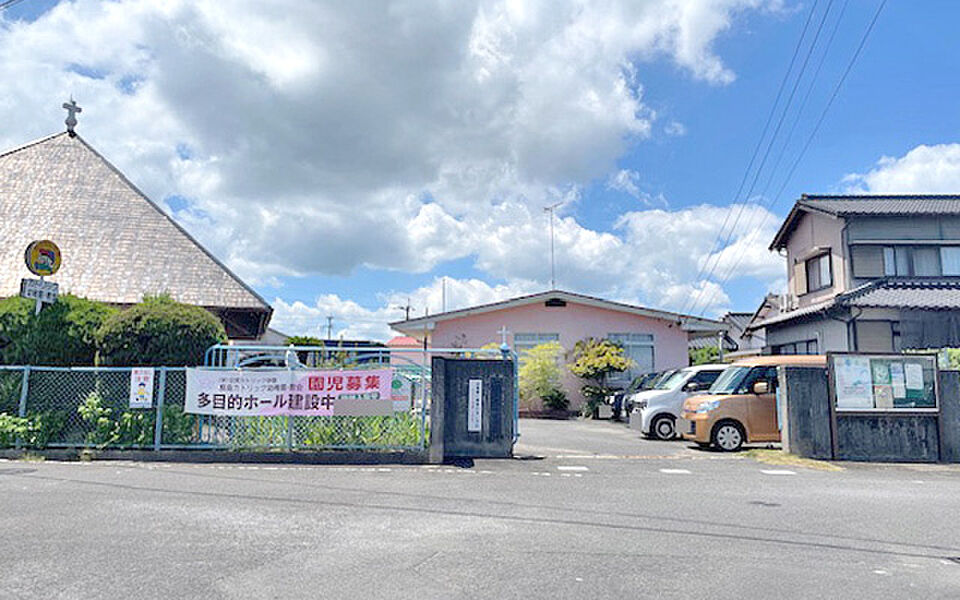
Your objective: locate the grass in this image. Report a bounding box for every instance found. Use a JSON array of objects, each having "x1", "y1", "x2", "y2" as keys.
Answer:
[{"x1": 741, "y1": 448, "x2": 844, "y2": 472}]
